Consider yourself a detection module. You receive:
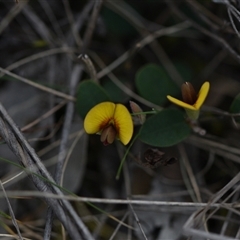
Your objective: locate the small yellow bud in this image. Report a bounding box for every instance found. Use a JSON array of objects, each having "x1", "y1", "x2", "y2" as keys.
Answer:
[{"x1": 167, "y1": 82, "x2": 210, "y2": 120}]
